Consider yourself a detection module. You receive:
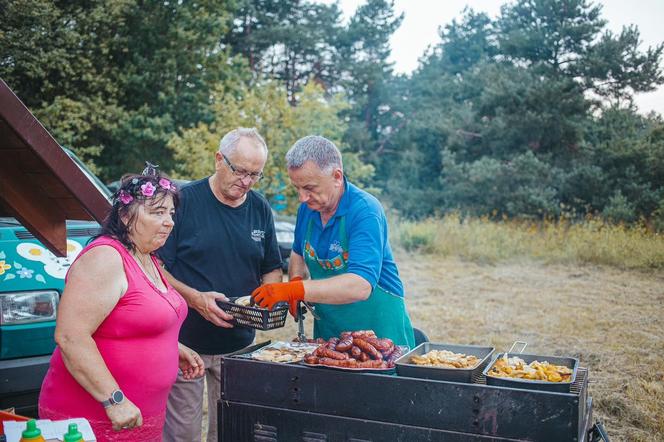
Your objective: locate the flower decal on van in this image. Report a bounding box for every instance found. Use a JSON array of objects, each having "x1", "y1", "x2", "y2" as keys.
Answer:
[
  {"x1": 17, "y1": 267, "x2": 34, "y2": 279},
  {"x1": 0, "y1": 260, "x2": 11, "y2": 275}
]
